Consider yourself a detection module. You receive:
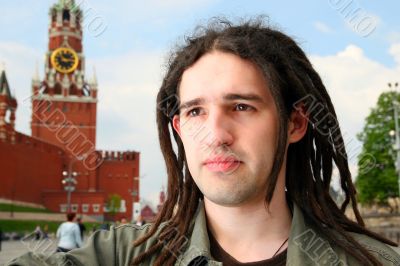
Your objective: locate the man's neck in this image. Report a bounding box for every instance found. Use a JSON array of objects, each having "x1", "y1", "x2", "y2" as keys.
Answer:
[{"x1": 204, "y1": 185, "x2": 292, "y2": 262}]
